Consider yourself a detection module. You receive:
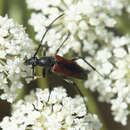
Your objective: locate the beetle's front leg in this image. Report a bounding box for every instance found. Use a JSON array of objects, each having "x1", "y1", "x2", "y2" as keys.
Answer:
[
  {"x1": 32, "y1": 65, "x2": 36, "y2": 76},
  {"x1": 42, "y1": 68, "x2": 46, "y2": 77}
]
